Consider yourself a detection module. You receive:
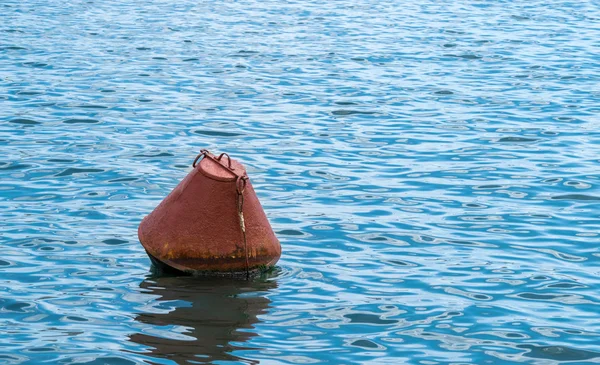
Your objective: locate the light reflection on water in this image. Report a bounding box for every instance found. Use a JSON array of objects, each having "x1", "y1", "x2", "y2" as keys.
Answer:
[{"x1": 1, "y1": 0, "x2": 600, "y2": 363}]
